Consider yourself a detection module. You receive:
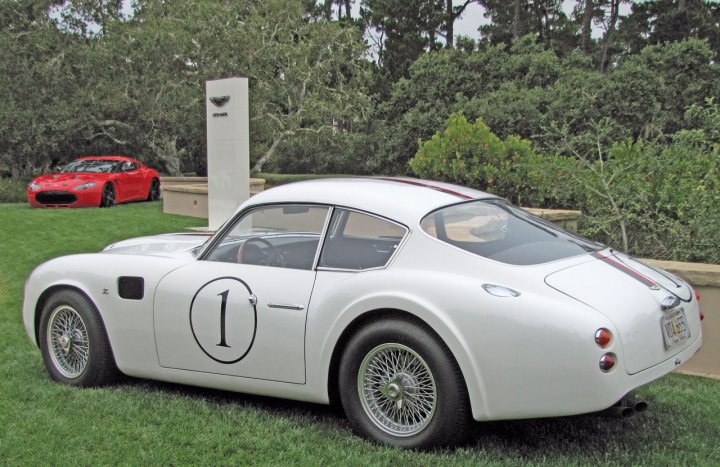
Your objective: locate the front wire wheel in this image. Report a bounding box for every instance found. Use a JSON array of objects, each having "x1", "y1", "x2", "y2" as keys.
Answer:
[
  {"x1": 39, "y1": 289, "x2": 118, "y2": 387},
  {"x1": 47, "y1": 305, "x2": 90, "y2": 378},
  {"x1": 339, "y1": 318, "x2": 471, "y2": 449}
]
